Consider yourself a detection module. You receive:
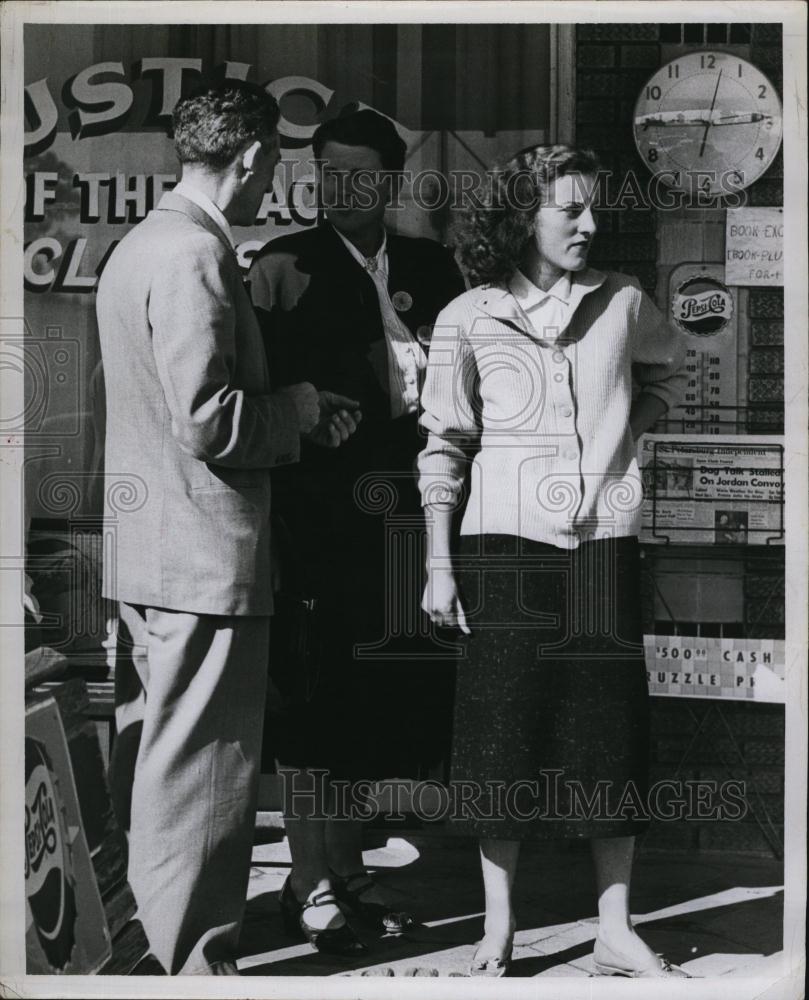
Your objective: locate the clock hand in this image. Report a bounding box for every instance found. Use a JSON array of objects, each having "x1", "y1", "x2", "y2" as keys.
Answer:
[
  {"x1": 711, "y1": 111, "x2": 770, "y2": 126},
  {"x1": 699, "y1": 69, "x2": 723, "y2": 157}
]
